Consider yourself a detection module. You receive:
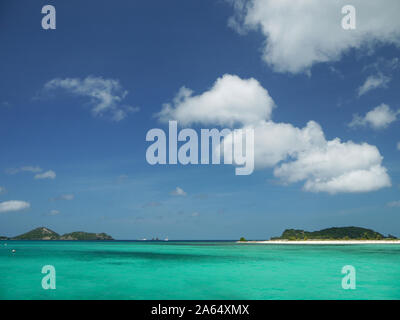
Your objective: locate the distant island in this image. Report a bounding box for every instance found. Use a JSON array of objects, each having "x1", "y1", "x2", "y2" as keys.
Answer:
[
  {"x1": 0, "y1": 227, "x2": 114, "y2": 241},
  {"x1": 239, "y1": 226, "x2": 399, "y2": 244},
  {"x1": 271, "y1": 226, "x2": 397, "y2": 240}
]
